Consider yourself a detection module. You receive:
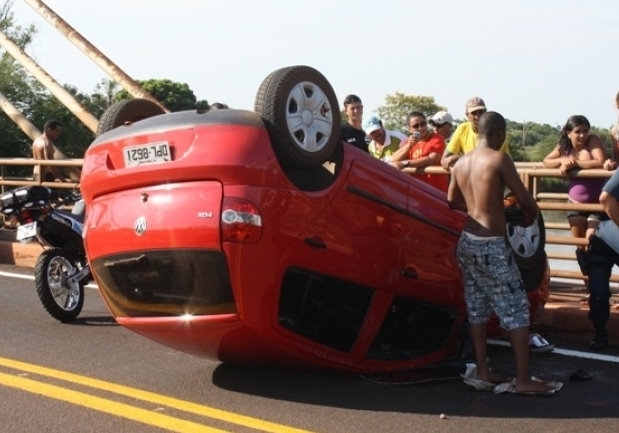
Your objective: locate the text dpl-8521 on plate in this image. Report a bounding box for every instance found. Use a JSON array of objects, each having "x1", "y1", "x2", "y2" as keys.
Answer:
[{"x1": 123, "y1": 141, "x2": 171, "y2": 167}]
